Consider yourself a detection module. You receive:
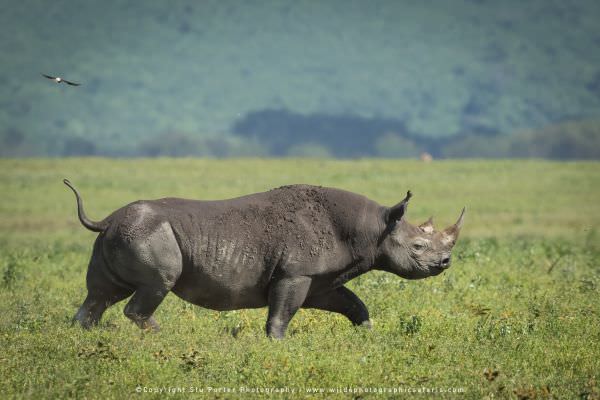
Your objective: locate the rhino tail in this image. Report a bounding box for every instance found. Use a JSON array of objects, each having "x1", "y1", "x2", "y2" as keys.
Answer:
[{"x1": 63, "y1": 179, "x2": 108, "y2": 232}]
